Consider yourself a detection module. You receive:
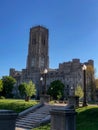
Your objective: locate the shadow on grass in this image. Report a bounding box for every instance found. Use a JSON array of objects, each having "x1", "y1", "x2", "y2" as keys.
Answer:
[{"x1": 76, "y1": 107, "x2": 98, "y2": 130}]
